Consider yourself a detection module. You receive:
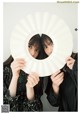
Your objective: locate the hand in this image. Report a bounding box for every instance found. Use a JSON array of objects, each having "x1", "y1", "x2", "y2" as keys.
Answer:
[
  {"x1": 51, "y1": 70, "x2": 64, "y2": 87},
  {"x1": 51, "y1": 70, "x2": 64, "y2": 95},
  {"x1": 26, "y1": 72, "x2": 40, "y2": 88},
  {"x1": 11, "y1": 58, "x2": 26, "y2": 78},
  {"x1": 66, "y1": 56, "x2": 75, "y2": 70}
]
